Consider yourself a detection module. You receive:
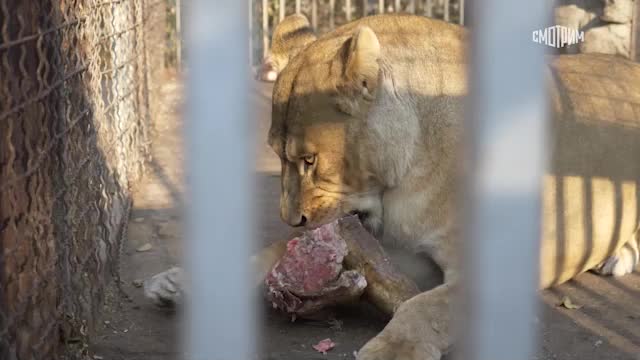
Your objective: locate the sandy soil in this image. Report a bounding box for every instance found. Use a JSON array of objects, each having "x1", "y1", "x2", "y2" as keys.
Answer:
[{"x1": 88, "y1": 75, "x2": 640, "y2": 360}]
